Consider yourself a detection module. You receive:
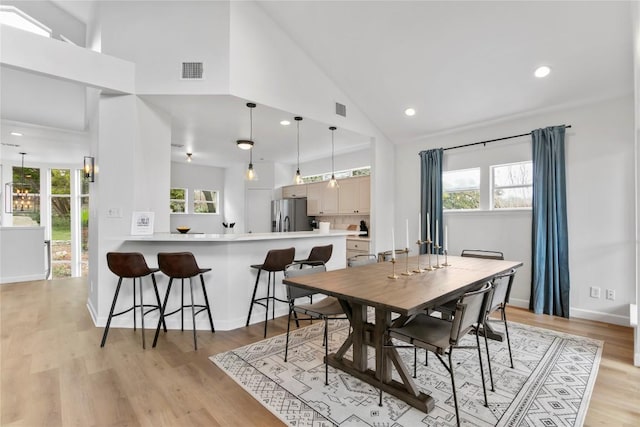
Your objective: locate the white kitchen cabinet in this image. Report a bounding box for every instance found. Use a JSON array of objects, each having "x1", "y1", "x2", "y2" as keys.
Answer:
[
  {"x1": 307, "y1": 181, "x2": 338, "y2": 215},
  {"x1": 346, "y1": 238, "x2": 371, "y2": 260},
  {"x1": 338, "y1": 176, "x2": 370, "y2": 214},
  {"x1": 282, "y1": 184, "x2": 307, "y2": 198}
]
